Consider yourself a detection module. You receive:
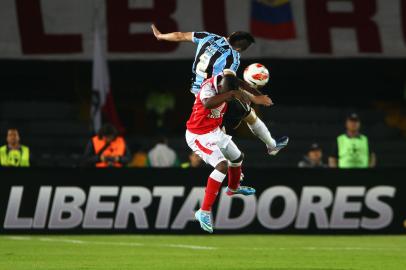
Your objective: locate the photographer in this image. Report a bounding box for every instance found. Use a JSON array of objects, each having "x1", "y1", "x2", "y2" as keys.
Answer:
[{"x1": 83, "y1": 123, "x2": 131, "y2": 168}]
